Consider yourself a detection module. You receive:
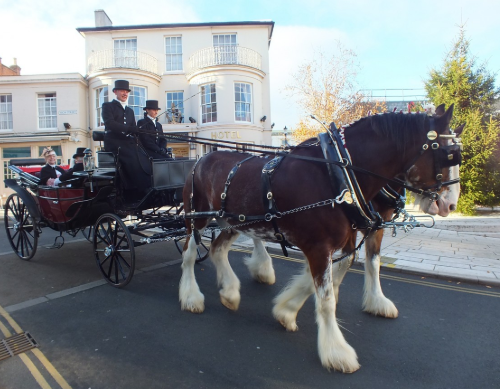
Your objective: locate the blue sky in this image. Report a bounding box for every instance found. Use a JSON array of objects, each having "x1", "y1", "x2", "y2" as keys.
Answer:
[{"x1": 1, "y1": 0, "x2": 498, "y2": 128}]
